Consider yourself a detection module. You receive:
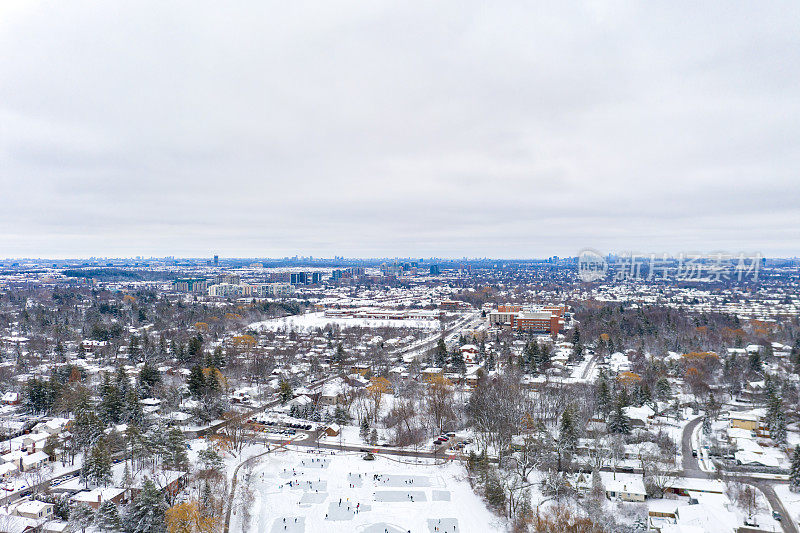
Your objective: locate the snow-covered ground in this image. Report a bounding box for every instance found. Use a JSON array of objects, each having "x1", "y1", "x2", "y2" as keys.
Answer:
[
  {"x1": 250, "y1": 312, "x2": 440, "y2": 332},
  {"x1": 773, "y1": 484, "x2": 800, "y2": 526},
  {"x1": 229, "y1": 448, "x2": 502, "y2": 533}
]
